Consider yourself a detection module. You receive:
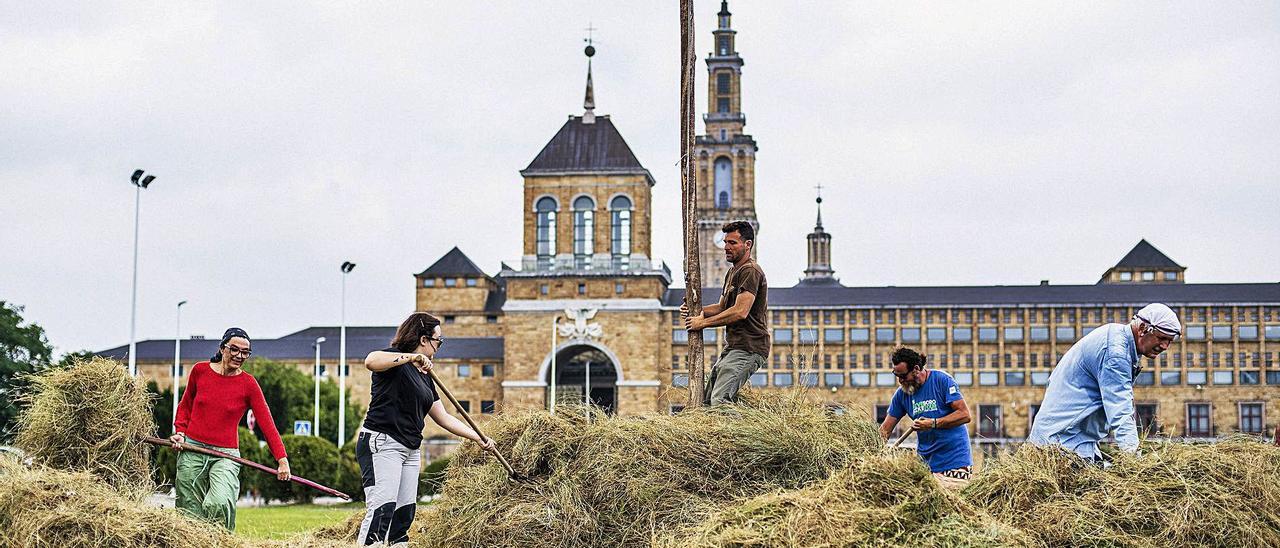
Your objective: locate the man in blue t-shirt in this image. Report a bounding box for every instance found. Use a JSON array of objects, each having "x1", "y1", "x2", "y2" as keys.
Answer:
[{"x1": 878, "y1": 347, "x2": 973, "y2": 487}]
